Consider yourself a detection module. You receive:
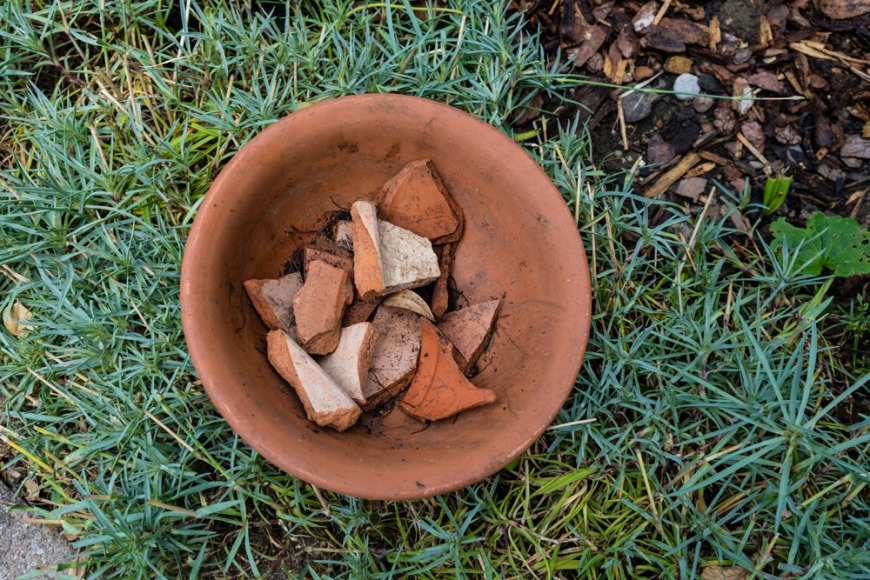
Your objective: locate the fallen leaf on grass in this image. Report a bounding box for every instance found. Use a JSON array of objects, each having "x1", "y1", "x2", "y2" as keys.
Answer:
[
  {"x1": 700, "y1": 566, "x2": 749, "y2": 580},
  {"x1": 3, "y1": 302, "x2": 32, "y2": 338}
]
